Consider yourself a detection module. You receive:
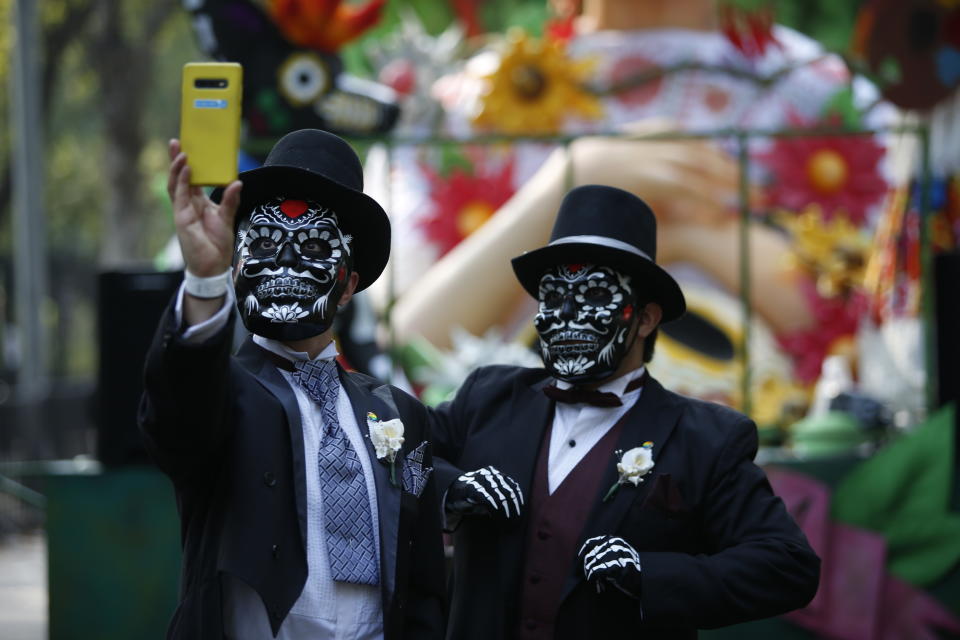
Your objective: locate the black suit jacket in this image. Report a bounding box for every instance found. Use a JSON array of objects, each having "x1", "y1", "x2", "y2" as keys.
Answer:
[
  {"x1": 430, "y1": 365, "x2": 819, "y2": 640},
  {"x1": 138, "y1": 304, "x2": 446, "y2": 639}
]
